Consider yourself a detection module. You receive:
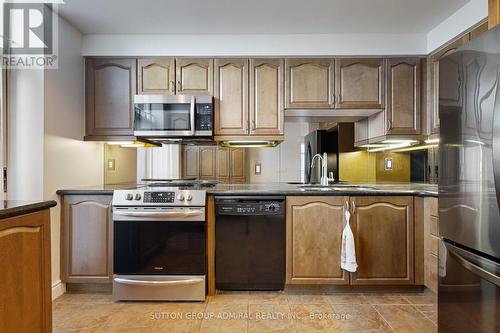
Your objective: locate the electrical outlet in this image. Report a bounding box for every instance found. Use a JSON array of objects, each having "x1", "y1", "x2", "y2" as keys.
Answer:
[
  {"x1": 107, "y1": 159, "x2": 116, "y2": 171},
  {"x1": 385, "y1": 158, "x2": 393, "y2": 171},
  {"x1": 255, "y1": 163, "x2": 261, "y2": 175}
]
